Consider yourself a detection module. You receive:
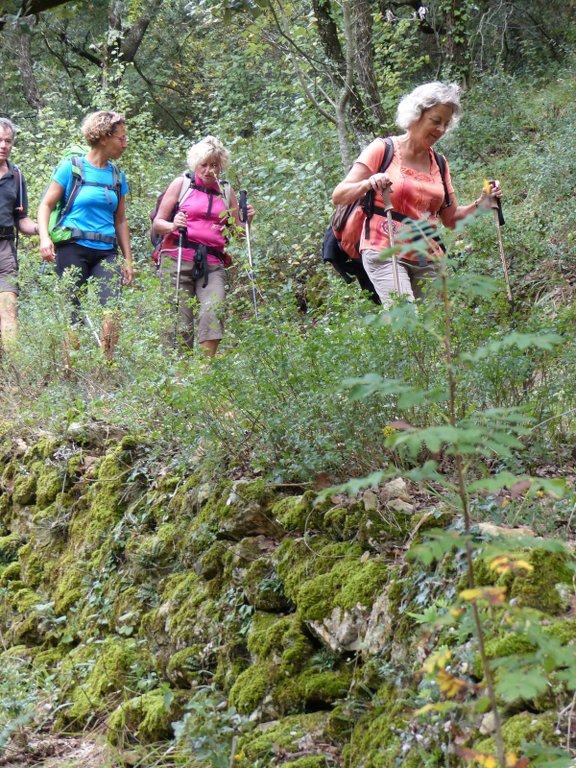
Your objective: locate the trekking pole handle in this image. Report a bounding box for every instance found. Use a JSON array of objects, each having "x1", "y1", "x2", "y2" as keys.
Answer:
[
  {"x1": 239, "y1": 190, "x2": 248, "y2": 224},
  {"x1": 496, "y1": 198, "x2": 505, "y2": 227}
]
